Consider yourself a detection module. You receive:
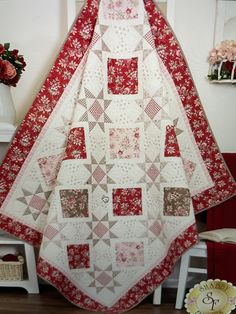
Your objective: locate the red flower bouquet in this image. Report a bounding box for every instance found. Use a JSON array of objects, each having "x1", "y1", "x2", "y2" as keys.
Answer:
[{"x1": 0, "y1": 43, "x2": 26, "y2": 87}]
